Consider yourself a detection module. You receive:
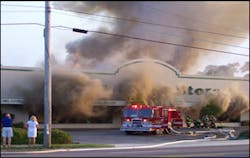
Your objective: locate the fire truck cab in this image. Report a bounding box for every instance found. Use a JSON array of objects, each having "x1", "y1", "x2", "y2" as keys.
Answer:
[{"x1": 120, "y1": 104, "x2": 183, "y2": 134}]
